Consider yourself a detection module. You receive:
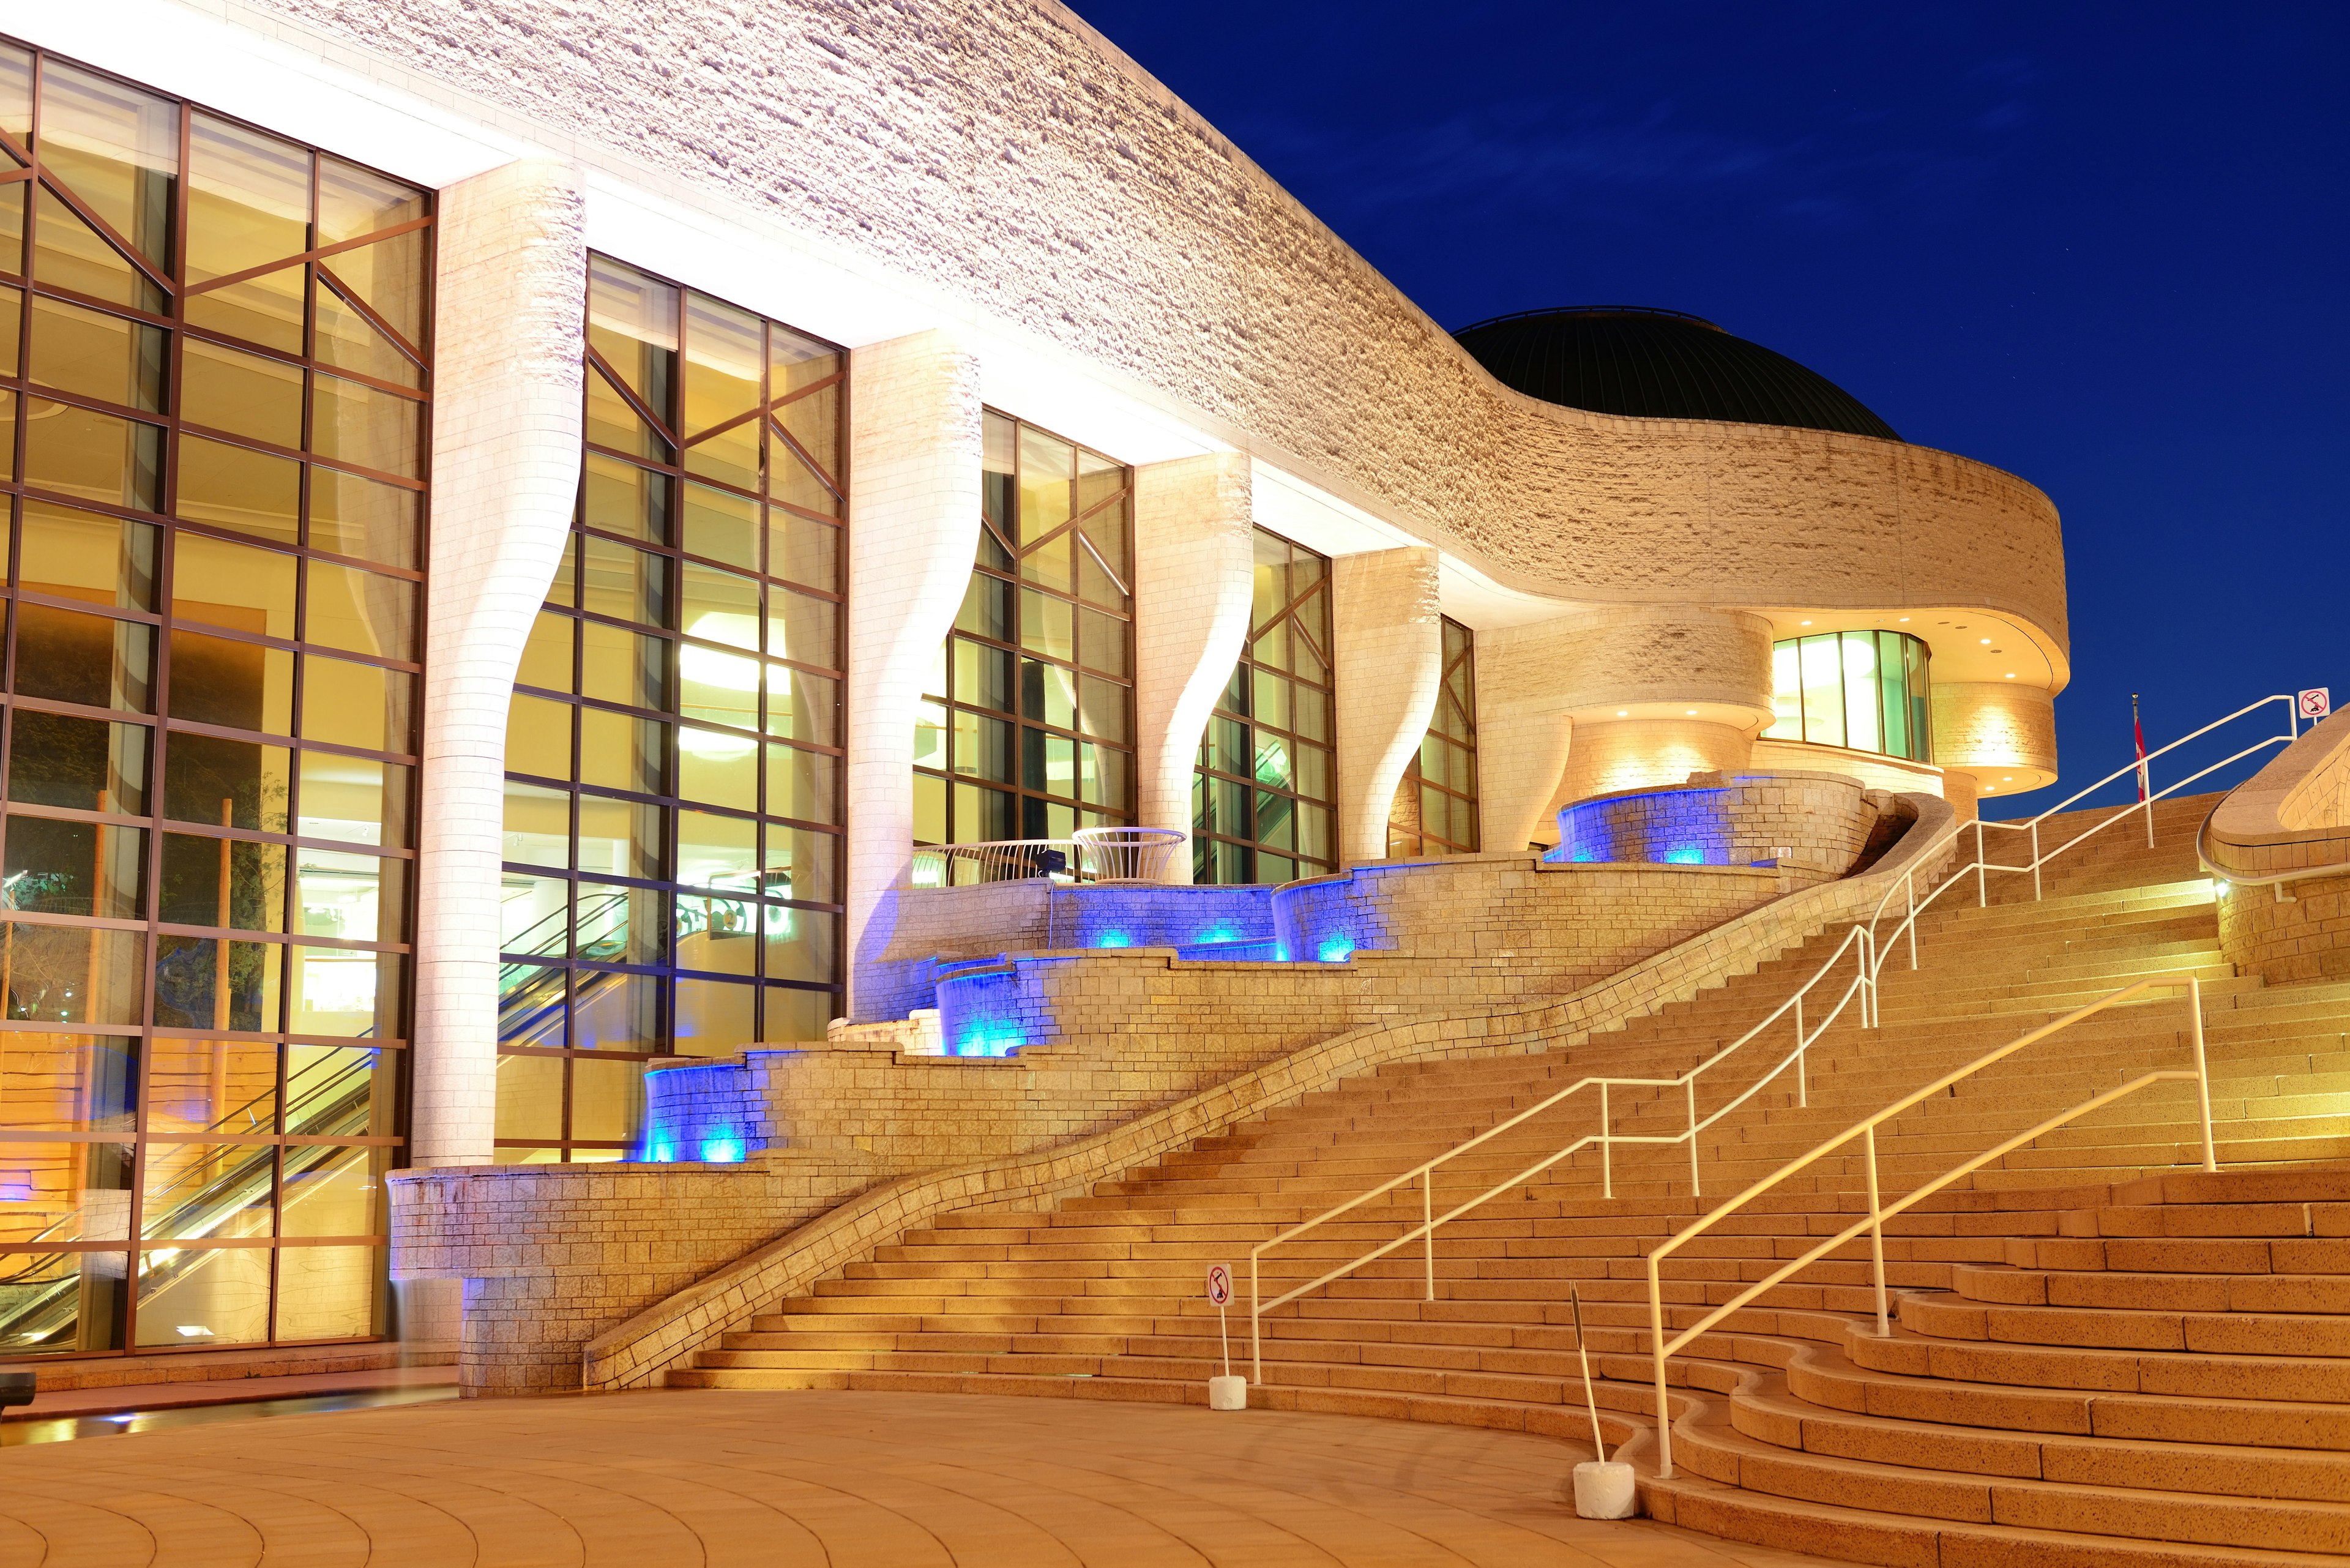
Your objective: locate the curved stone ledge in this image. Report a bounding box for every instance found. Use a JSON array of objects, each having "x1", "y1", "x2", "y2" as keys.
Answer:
[
  {"x1": 2206, "y1": 709, "x2": 2350, "y2": 985},
  {"x1": 577, "y1": 794, "x2": 1954, "y2": 1392}
]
